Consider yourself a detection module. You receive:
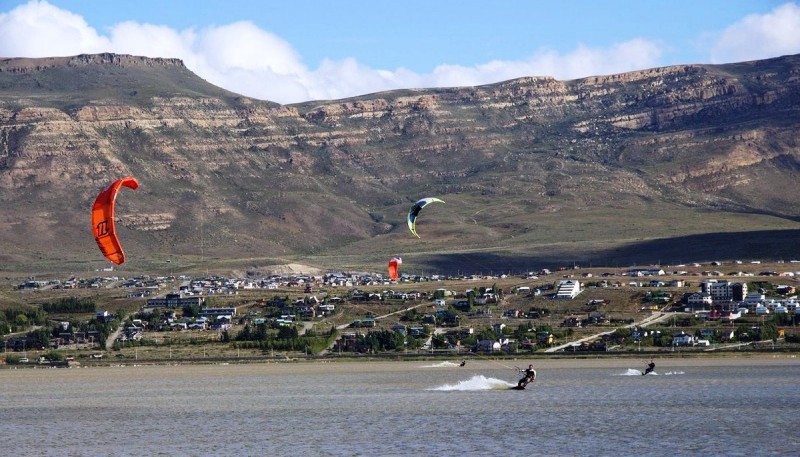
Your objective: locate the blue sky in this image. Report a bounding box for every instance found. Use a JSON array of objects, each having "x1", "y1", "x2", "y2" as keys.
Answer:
[{"x1": 1, "y1": 0, "x2": 799, "y2": 104}]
